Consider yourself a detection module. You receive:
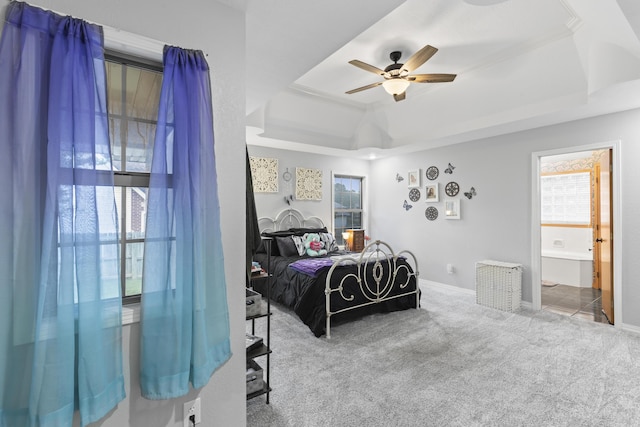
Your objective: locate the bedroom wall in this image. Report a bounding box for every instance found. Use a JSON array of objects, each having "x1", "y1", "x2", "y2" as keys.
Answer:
[
  {"x1": 369, "y1": 108, "x2": 640, "y2": 329},
  {"x1": 248, "y1": 109, "x2": 640, "y2": 329},
  {"x1": 247, "y1": 145, "x2": 371, "y2": 231},
  {"x1": 0, "y1": 1, "x2": 247, "y2": 426}
]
